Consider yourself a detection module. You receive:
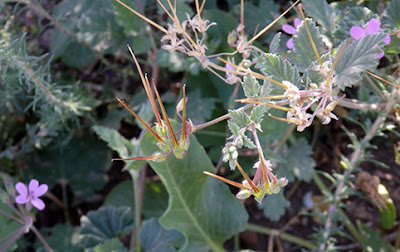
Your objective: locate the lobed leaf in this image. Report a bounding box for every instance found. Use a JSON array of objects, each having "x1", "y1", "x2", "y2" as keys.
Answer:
[
  {"x1": 139, "y1": 218, "x2": 184, "y2": 252},
  {"x1": 25, "y1": 135, "x2": 110, "y2": 198},
  {"x1": 288, "y1": 19, "x2": 324, "y2": 72},
  {"x1": 35, "y1": 224, "x2": 81, "y2": 252},
  {"x1": 140, "y1": 121, "x2": 248, "y2": 251},
  {"x1": 104, "y1": 181, "x2": 169, "y2": 219},
  {"x1": 77, "y1": 8, "x2": 126, "y2": 53},
  {"x1": 241, "y1": 74, "x2": 261, "y2": 98},
  {"x1": 259, "y1": 191, "x2": 290, "y2": 221},
  {"x1": 229, "y1": 110, "x2": 251, "y2": 129},
  {"x1": 256, "y1": 53, "x2": 301, "y2": 87},
  {"x1": 79, "y1": 206, "x2": 134, "y2": 250},
  {"x1": 382, "y1": 0, "x2": 400, "y2": 29},
  {"x1": 269, "y1": 32, "x2": 282, "y2": 54},
  {"x1": 93, "y1": 239, "x2": 127, "y2": 252},
  {"x1": 303, "y1": 0, "x2": 338, "y2": 40},
  {"x1": 333, "y1": 33, "x2": 388, "y2": 90},
  {"x1": 333, "y1": 7, "x2": 377, "y2": 41}
]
